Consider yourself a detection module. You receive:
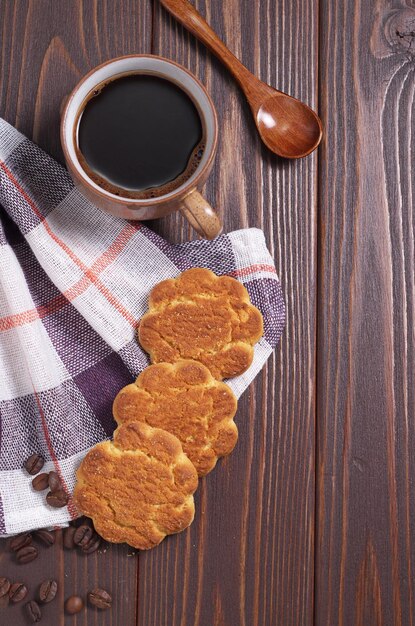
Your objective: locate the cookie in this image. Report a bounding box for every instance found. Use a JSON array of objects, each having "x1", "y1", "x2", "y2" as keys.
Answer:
[
  {"x1": 113, "y1": 360, "x2": 238, "y2": 476},
  {"x1": 73, "y1": 421, "x2": 198, "y2": 550},
  {"x1": 138, "y1": 268, "x2": 264, "y2": 380}
]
